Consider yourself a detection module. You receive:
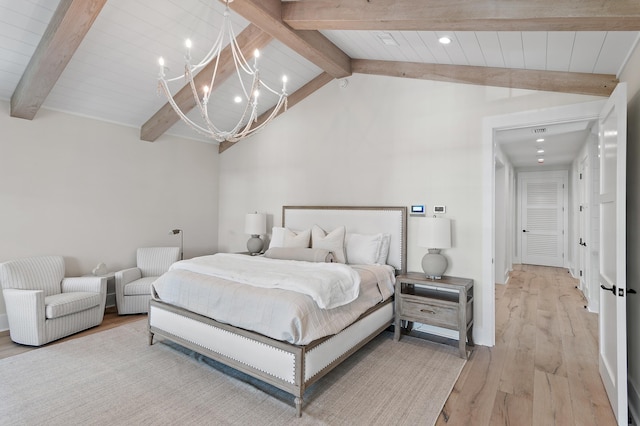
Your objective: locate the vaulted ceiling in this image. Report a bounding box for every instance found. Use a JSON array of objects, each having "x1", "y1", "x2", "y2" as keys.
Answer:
[{"x1": 1, "y1": 0, "x2": 639, "y2": 159}]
